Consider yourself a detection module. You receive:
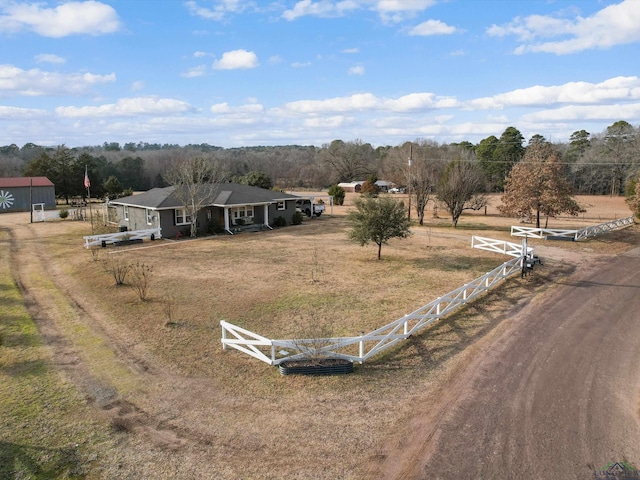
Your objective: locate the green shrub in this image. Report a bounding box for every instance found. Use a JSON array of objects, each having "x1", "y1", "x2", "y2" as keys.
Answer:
[
  {"x1": 291, "y1": 211, "x2": 304, "y2": 225},
  {"x1": 327, "y1": 184, "x2": 345, "y2": 205},
  {"x1": 273, "y1": 216, "x2": 287, "y2": 227},
  {"x1": 207, "y1": 219, "x2": 224, "y2": 234},
  {"x1": 59, "y1": 209, "x2": 69, "y2": 219}
]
